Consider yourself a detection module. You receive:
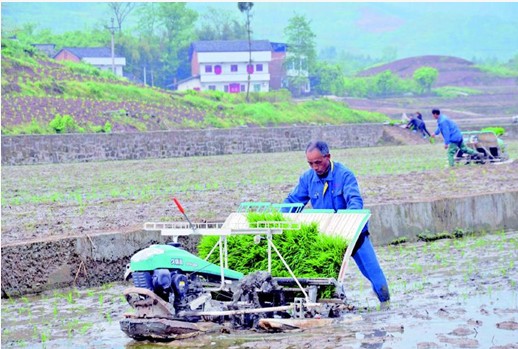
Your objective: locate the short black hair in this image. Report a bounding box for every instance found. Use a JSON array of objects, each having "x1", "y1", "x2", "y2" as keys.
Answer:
[
  {"x1": 306, "y1": 140, "x2": 330, "y2": 156},
  {"x1": 432, "y1": 109, "x2": 440, "y2": 115}
]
